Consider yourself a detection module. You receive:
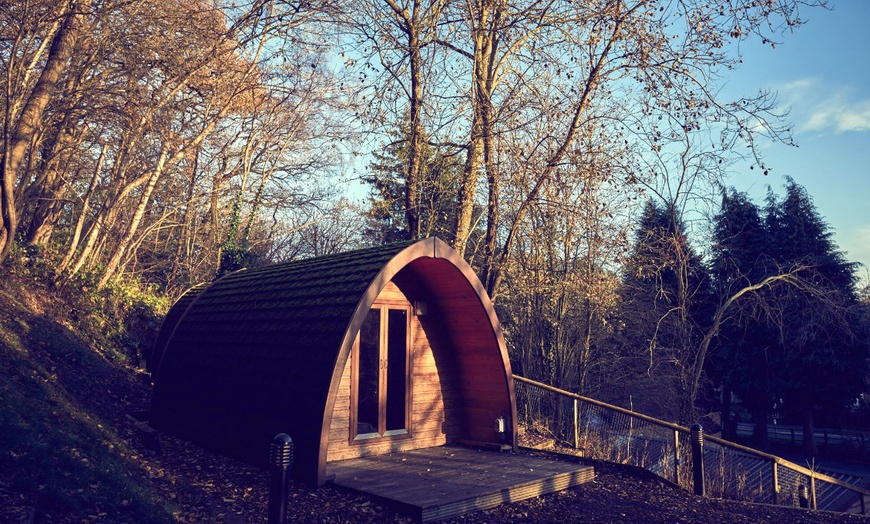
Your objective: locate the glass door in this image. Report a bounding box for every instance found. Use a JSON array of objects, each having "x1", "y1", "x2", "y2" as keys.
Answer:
[{"x1": 353, "y1": 305, "x2": 410, "y2": 439}]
